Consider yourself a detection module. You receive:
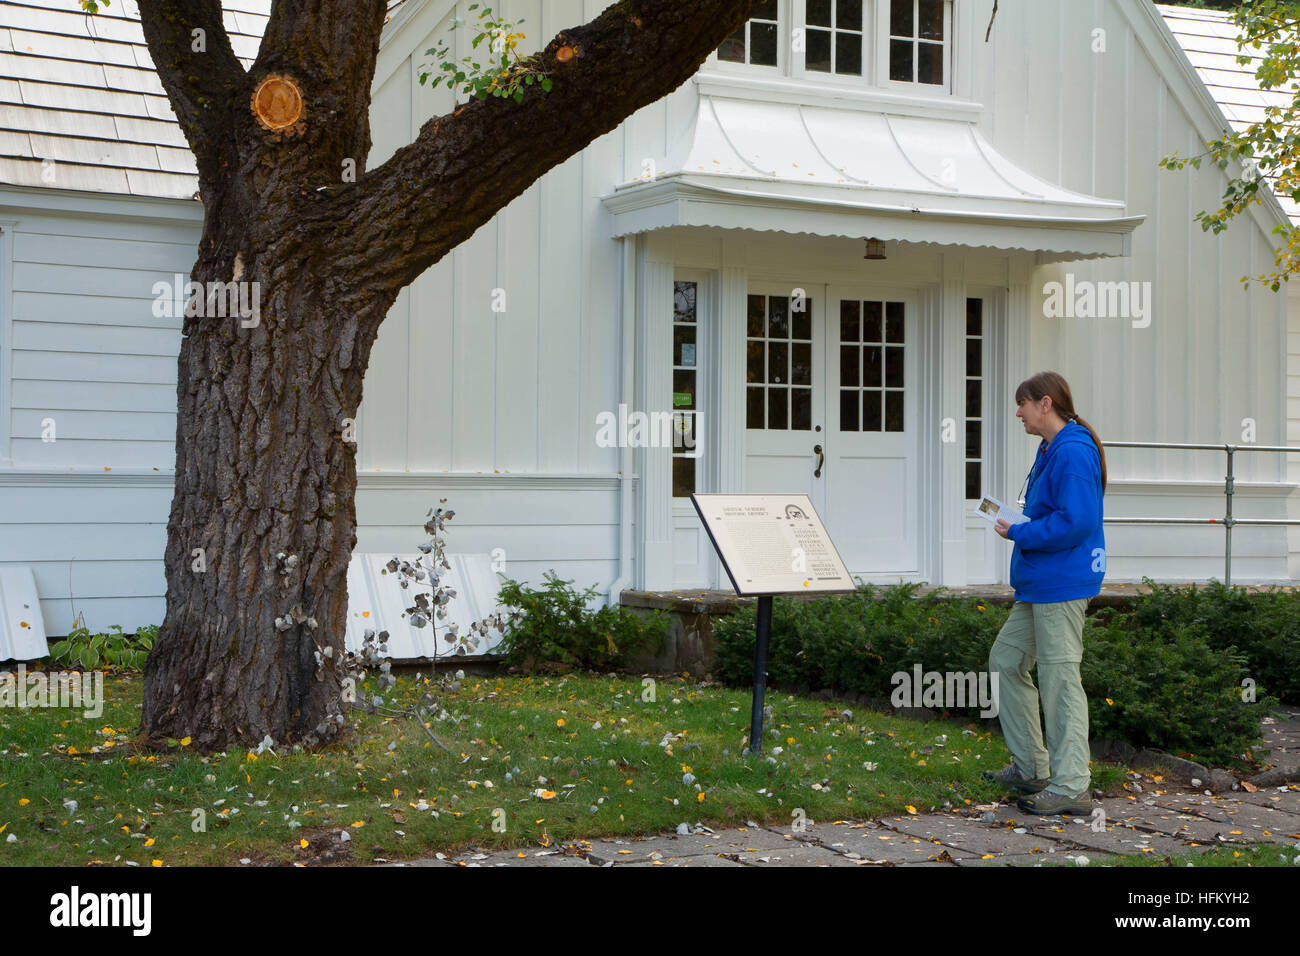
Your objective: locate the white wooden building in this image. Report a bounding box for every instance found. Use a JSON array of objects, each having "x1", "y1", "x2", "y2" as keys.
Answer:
[{"x1": 1, "y1": 0, "x2": 1298, "y2": 639}]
